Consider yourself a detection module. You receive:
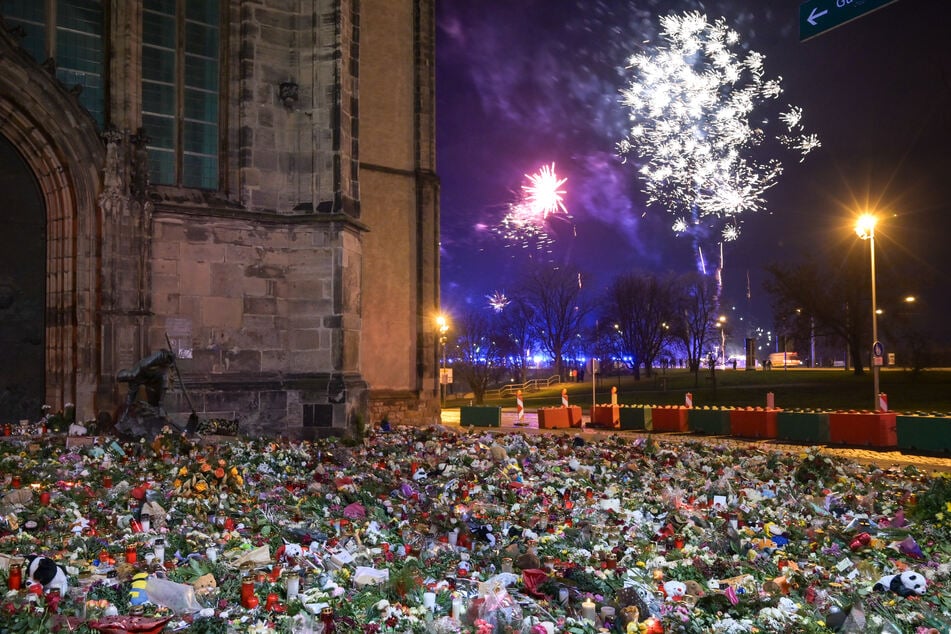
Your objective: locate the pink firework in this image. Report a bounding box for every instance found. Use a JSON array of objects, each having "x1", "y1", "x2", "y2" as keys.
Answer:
[
  {"x1": 495, "y1": 162, "x2": 569, "y2": 252},
  {"x1": 521, "y1": 163, "x2": 568, "y2": 218}
]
